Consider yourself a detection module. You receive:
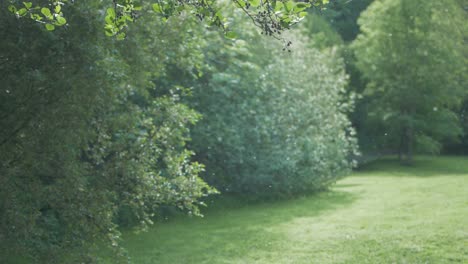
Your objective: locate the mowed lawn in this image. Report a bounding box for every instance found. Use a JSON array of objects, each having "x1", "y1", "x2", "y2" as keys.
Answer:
[{"x1": 110, "y1": 156, "x2": 467, "y2": 263}]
